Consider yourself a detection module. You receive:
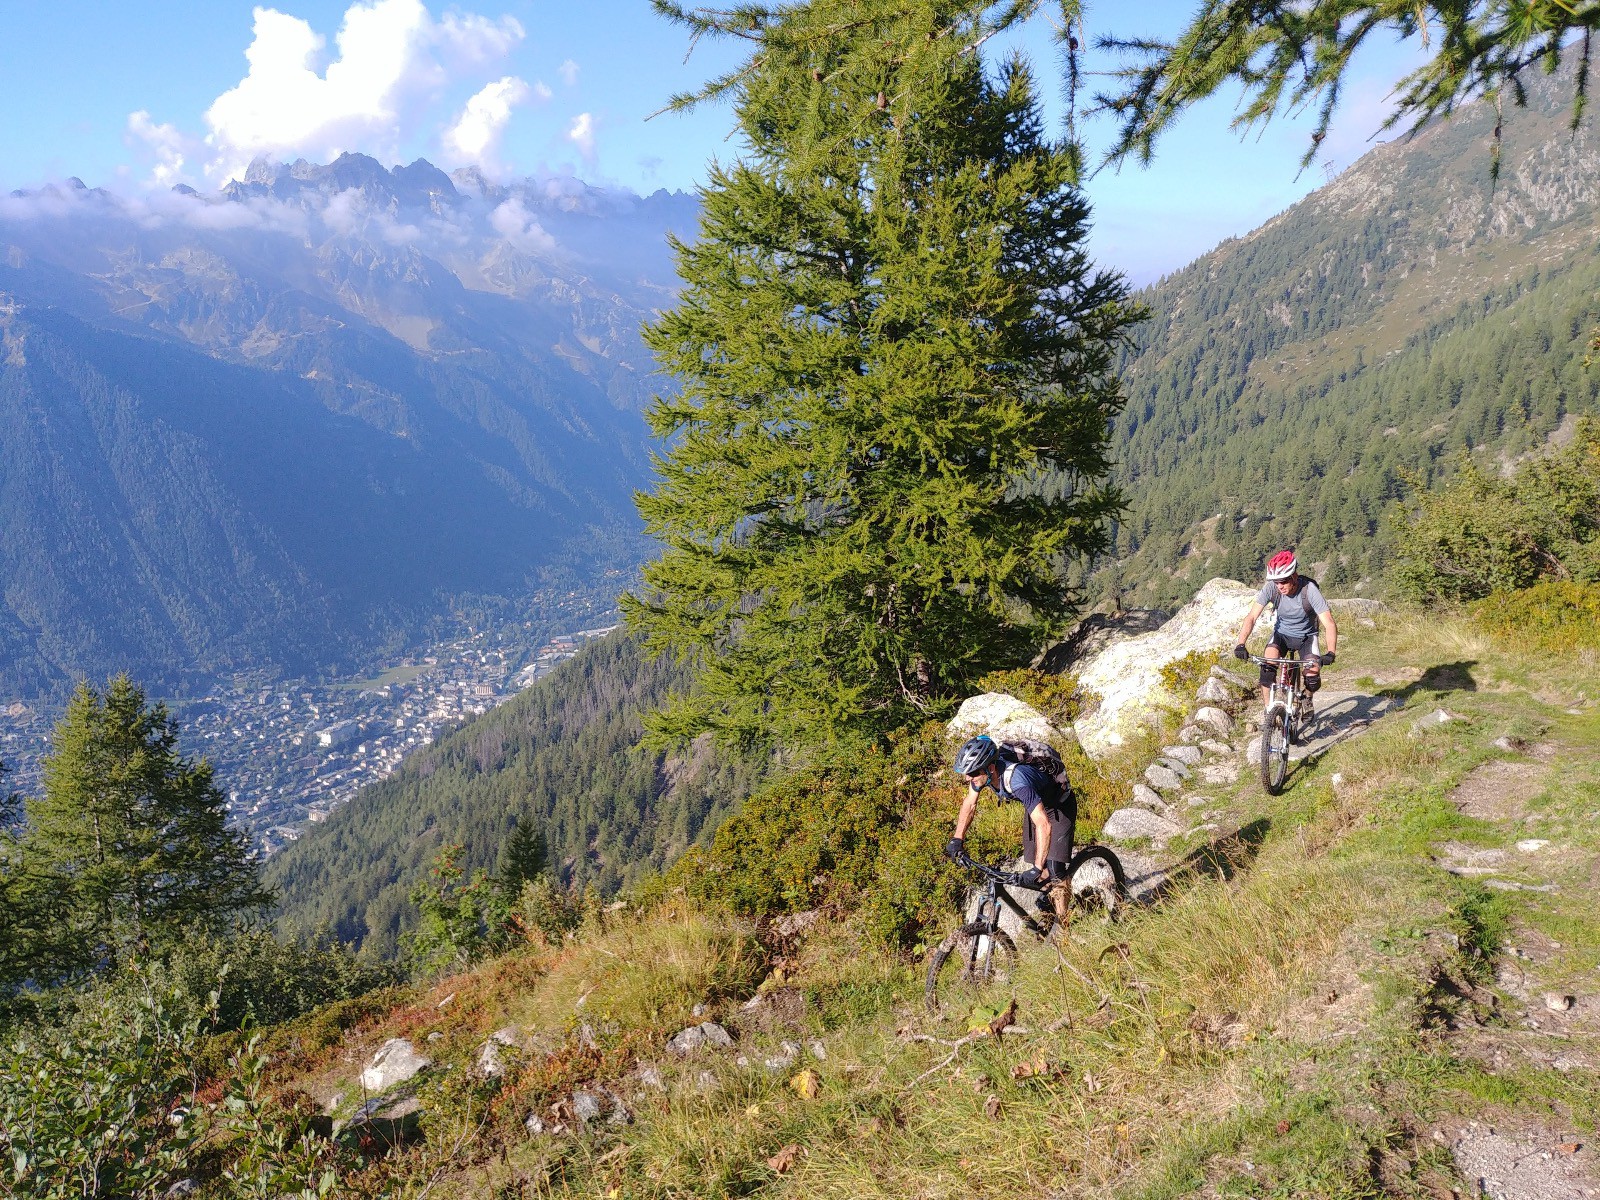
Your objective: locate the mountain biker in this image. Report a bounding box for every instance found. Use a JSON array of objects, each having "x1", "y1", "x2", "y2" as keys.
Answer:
[
  {"x1": 944, "y1": 735, "x2": 1072, "y2": 889},
  {"x1": 1232, "y1": 550, "x2": 1338, "y2": 710}
]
